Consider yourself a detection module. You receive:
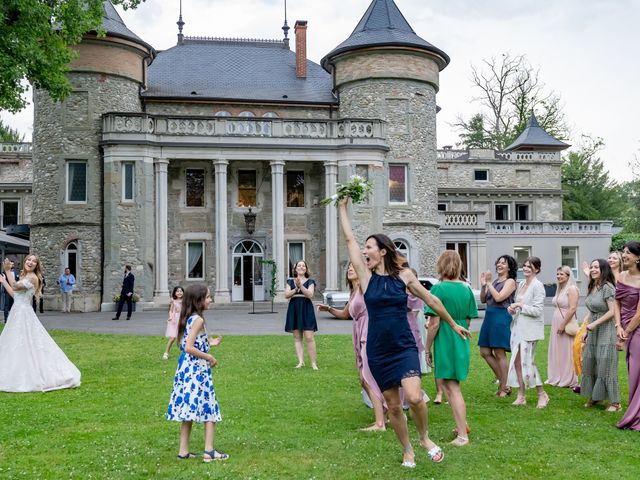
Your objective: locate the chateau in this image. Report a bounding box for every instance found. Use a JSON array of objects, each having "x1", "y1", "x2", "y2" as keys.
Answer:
[{"x1": 0, "y1": 0, "x2": 612, "y2": 311}]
